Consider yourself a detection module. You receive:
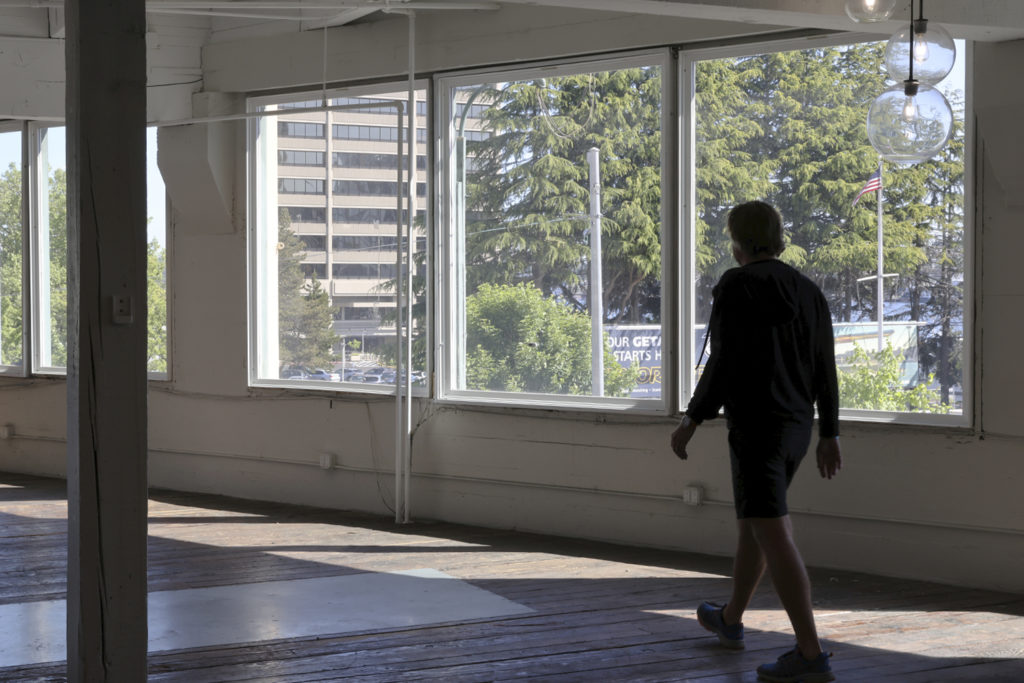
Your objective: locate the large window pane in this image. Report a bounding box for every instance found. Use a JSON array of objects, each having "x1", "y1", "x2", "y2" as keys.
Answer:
[
  {"x1": 692, "y1": 41, "x2": 966, "y2": 417},
  {"x1": 32, "y1": 126, "x2": 168, "y2": 377},
  {"x1": 251, "y1": 86, "x2": 428, "y2": 389},
  {"x1": 444, "y1": 56, "x2": 665, "y2": 404},
  {"x1": 147, "y1": 126, "x2": 169, "y2": 377},
  {"x1": 0, "y1": 127, "x2": 23, "y2": 371},
  {"x1": 33, "y1": 125, "x2": 66, "y2": 373}
]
